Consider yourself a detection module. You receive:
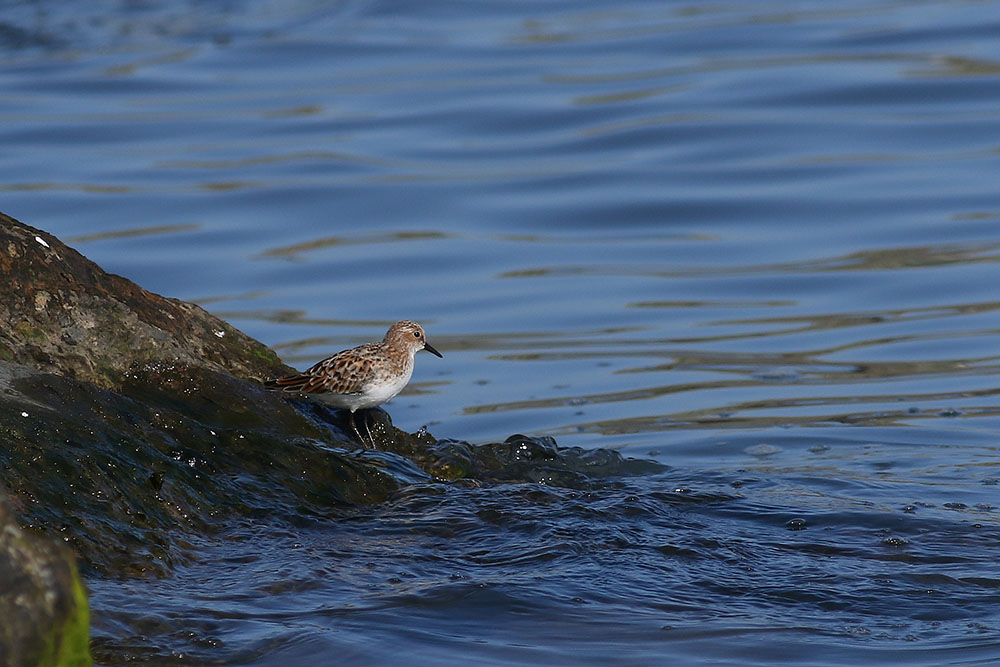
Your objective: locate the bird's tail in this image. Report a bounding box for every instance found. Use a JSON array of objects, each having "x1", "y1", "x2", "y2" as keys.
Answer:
[{"x1": 264, "y1": 375, "x2": 310, "y2": 392}]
